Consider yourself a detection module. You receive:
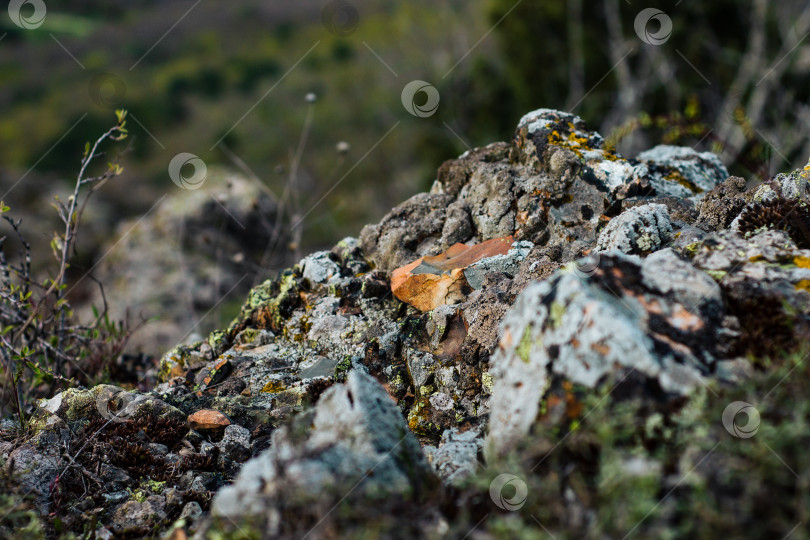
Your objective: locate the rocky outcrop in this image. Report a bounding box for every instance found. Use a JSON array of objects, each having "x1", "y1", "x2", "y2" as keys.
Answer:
[
  {"x1": 361, "y1": 110, "x2": 729, "y2": 274},
  {"x1": 89, "y1": 170, "x2": 284, "y2": 358},
  {"x1": 12, "y1": 109, "x2": 810, "y2": 539},
  {"x1": 211, "y1": 370, "x2": 435, "y2": 527}
]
